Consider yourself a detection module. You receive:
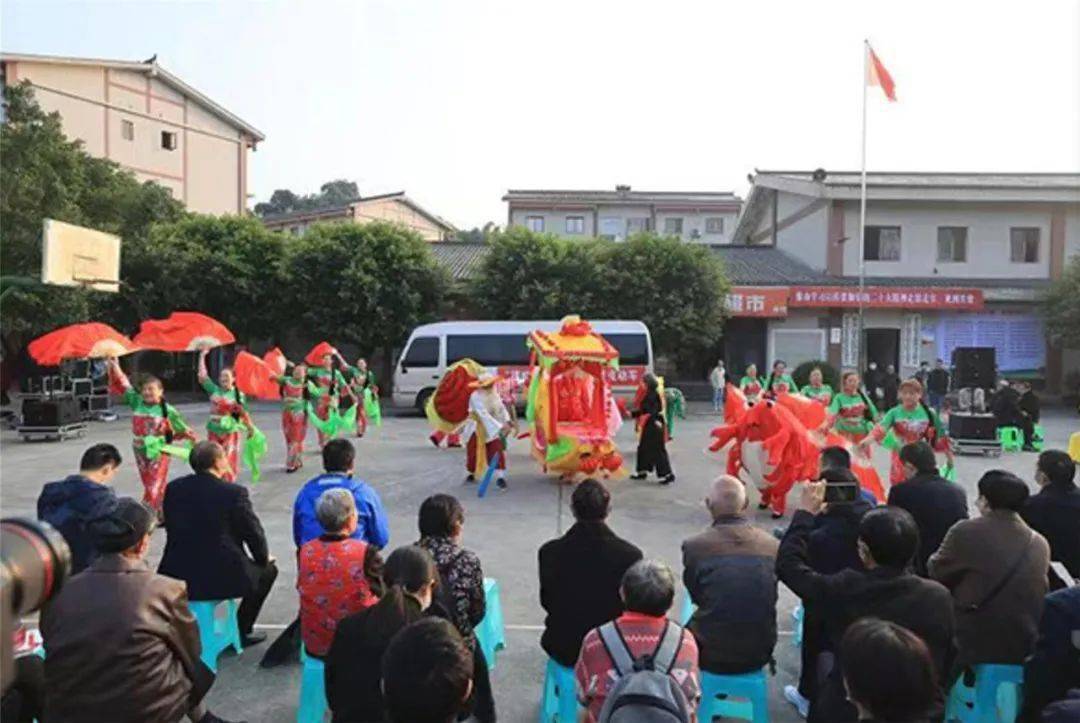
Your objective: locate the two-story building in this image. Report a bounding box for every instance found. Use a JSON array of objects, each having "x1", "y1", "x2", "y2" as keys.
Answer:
[
  {"x1": 261, "y1": 191, "x2": 457, "y2": 242},
  {"x1": 1, "y1": 52, "x2": 264, "y2": 215},
  {"x1": 503, "y1": 186, "x2": 742, "y2": 243},
  {"x1": 730, "y1": 170, "x2": 1080, "y2": 391}
]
